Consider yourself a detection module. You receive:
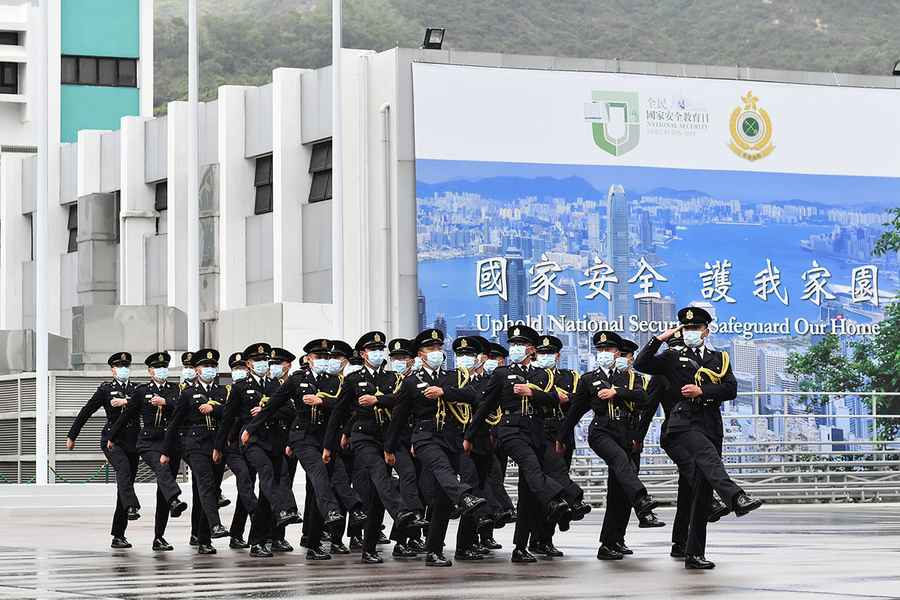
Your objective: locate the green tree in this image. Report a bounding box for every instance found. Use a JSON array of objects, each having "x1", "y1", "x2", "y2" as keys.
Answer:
[{"x1": 786, "y1": 334, "x2": 863, "y2": 411}]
